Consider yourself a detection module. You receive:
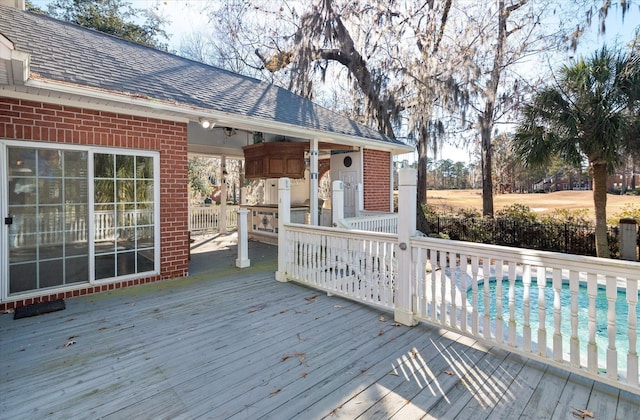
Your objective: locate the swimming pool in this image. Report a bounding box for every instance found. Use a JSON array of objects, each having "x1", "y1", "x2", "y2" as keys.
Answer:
[{"x1": 468, "y1": 278, "x2": 639, "y2": 371}]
